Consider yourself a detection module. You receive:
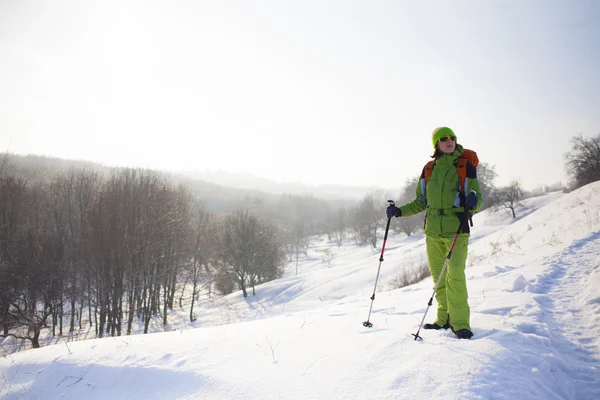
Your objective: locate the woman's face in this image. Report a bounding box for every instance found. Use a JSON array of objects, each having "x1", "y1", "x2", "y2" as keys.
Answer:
[{"x1": 437, "y1": 135, "x2": 456, "y2": 154}]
